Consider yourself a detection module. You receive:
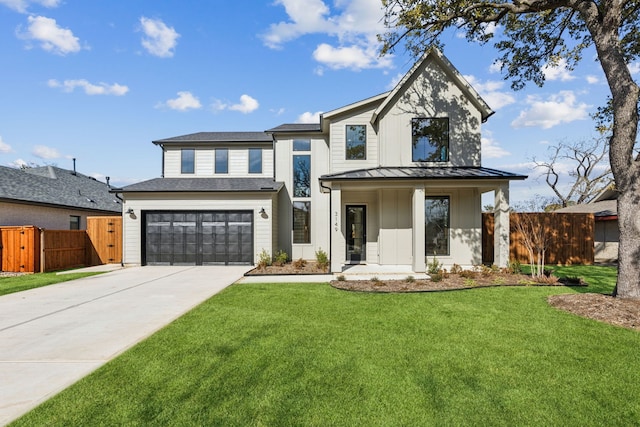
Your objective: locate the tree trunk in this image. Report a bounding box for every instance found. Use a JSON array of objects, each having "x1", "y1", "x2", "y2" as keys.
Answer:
[{"x1": 615, "y1": 187, "x2": 640, "y2": 298}]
